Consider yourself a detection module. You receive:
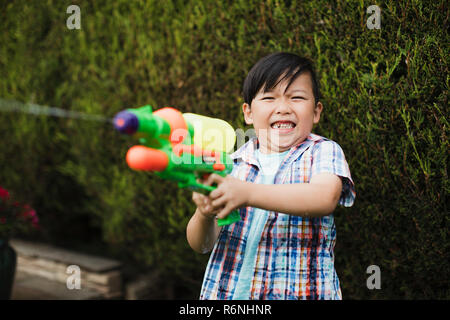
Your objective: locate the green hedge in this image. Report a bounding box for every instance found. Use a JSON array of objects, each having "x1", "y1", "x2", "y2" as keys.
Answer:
[{"x1": 0, "y1": 0, "x2": 448, "y2": 299}]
